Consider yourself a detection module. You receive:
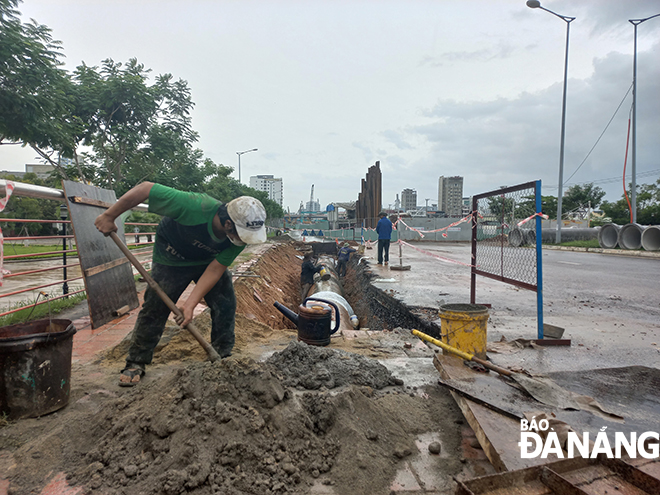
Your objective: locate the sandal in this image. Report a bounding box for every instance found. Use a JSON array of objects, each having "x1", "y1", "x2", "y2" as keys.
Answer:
[{"x1": 119, "y1": 364, "x2": 145, "y2": 387}]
